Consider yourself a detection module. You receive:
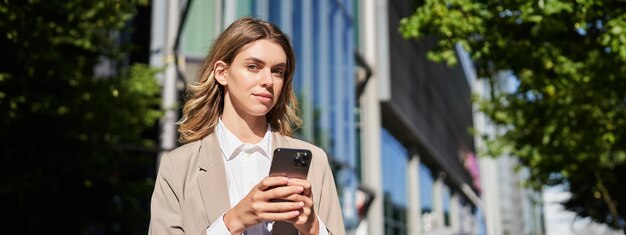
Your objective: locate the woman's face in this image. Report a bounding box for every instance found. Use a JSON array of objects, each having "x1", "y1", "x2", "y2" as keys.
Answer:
[{"x1": 218, "y1": 39, "x2": 287, "y2": 118}]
